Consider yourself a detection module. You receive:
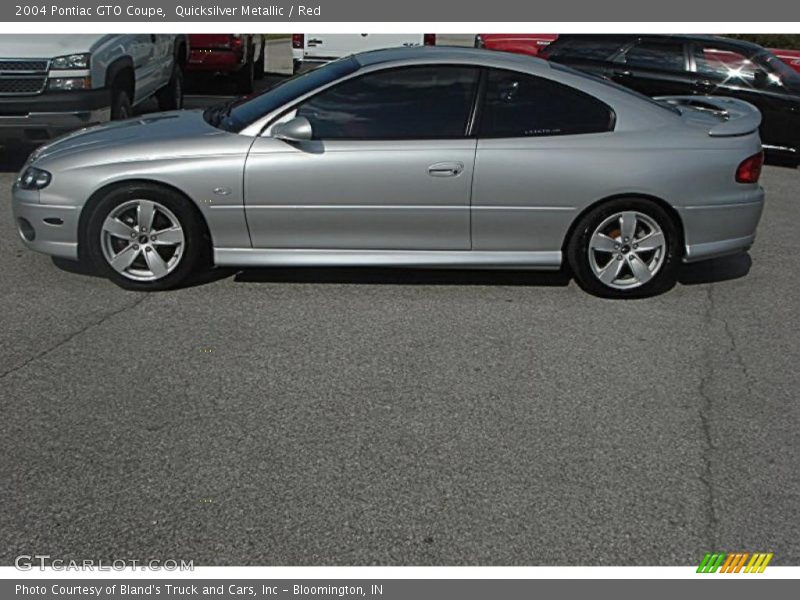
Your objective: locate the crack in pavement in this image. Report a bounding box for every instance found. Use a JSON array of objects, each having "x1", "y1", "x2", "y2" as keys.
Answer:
[
  {"x1": 697, "y1": 284, "x2": 719, "y2": 551},
  {"x1": 0, "y1": 294, "x2": 149, "y2": 381}
]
